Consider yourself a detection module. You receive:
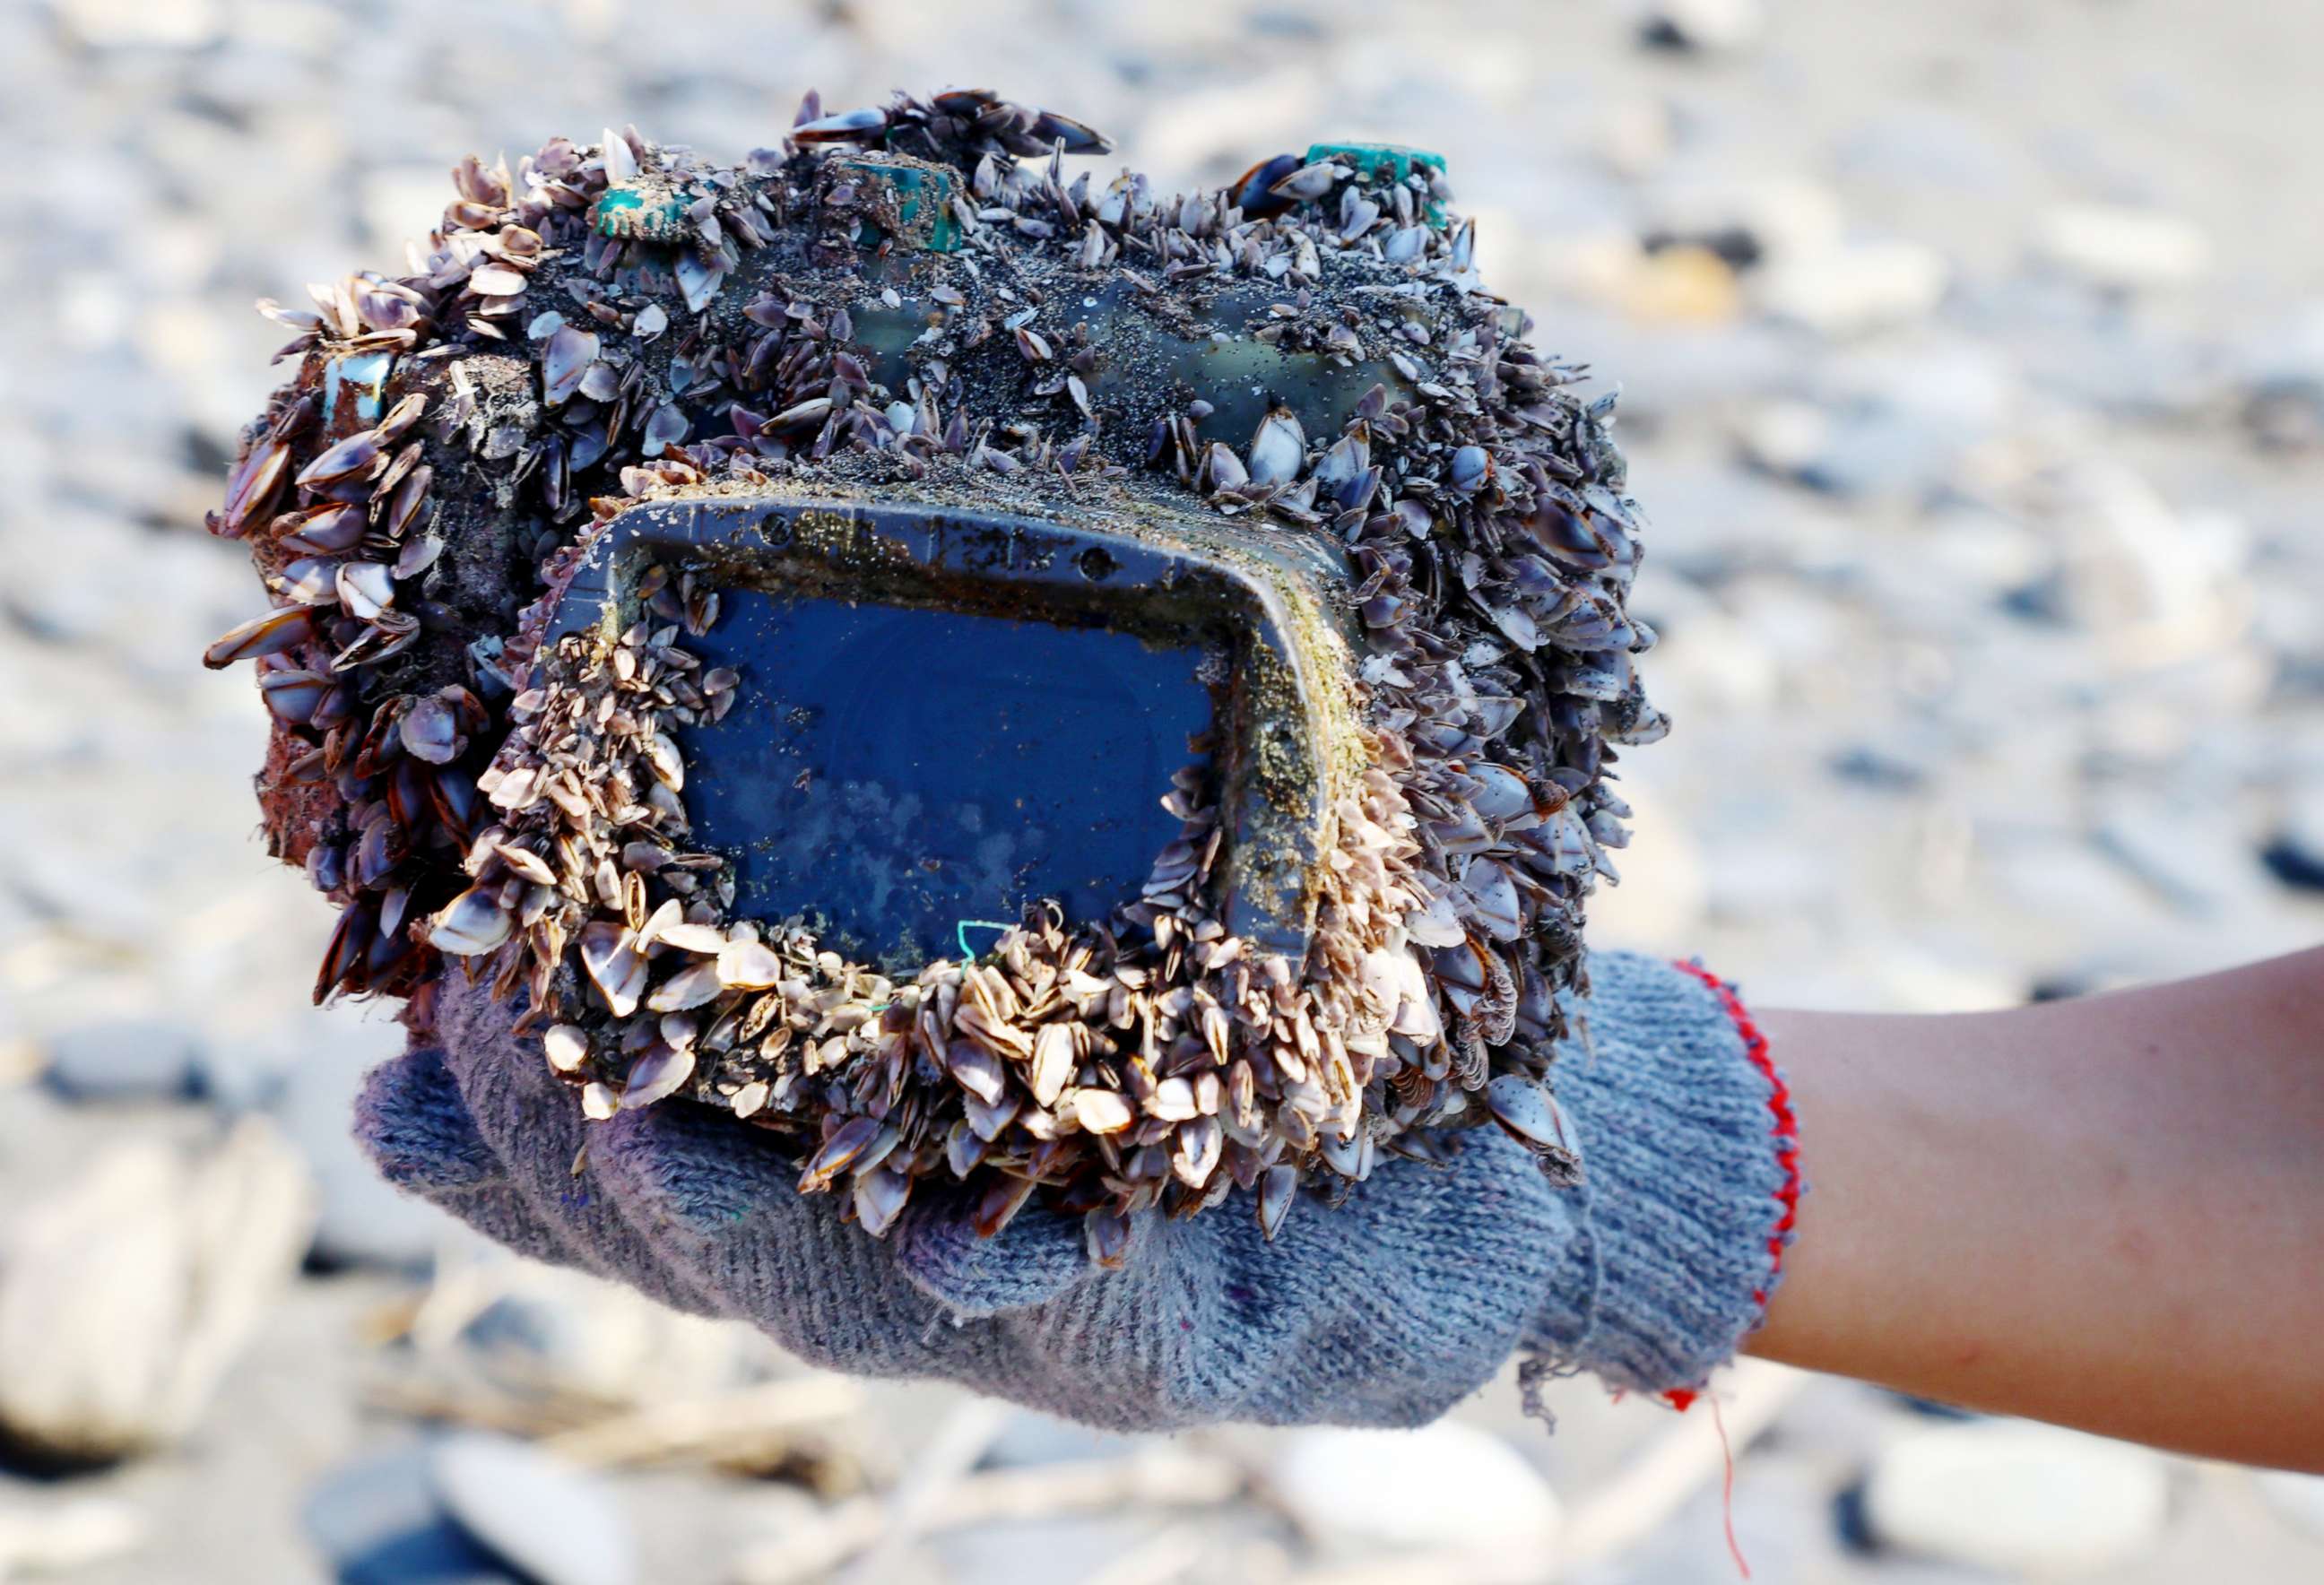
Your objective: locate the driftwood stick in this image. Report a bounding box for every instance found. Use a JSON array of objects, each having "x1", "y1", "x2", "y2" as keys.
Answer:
[
  {"x1": 539, "y1": 1374, "x2": 863, "y2": 1467},
  {"x1": 734, "y1": 1443, "x2": 1245, "y2": 1584},
  {"x1": 1555, "y1": 1357, "x2": 1808, "y2": 1574},
  {"x1": 829, "y1": 1398, "x2": 1014, "y2": 1585}
]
